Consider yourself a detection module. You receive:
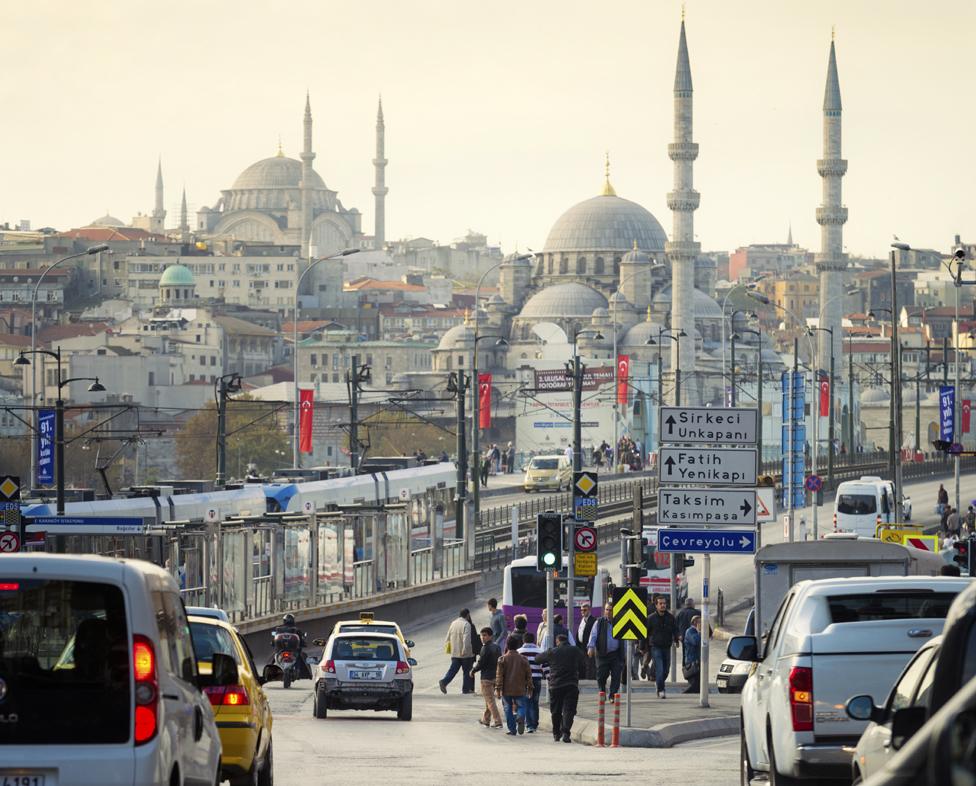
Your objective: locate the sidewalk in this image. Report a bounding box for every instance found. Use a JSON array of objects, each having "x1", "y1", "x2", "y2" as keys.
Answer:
[{"x1": 537, "y1": 679, "x2": 740, "y2": 748}]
